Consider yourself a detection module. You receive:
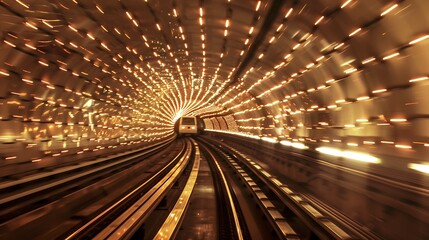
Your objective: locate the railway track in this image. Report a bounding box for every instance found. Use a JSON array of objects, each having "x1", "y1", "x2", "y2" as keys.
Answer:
[
  {"x1": 0, "y1": 138, "x2": 175, "y2": 223},
  {"x1": 198, "y1": 140, "x2": 248, "y2": 240},
  {"x1": 0, "y1": 136, "x2": 390, "y2": 239},
  {"x1": 0, "y1": 138, "x2": 184, "y2": 239},
  {"x1": 206, "y1": 133, "x2": 429, "y2": 236},
  {"x1": 198, "y1": 136, "x2": 364, "y2": 239},
  {"x1": 64, "y1": 138, "x2": 194, "y2": 239},
  {"x1": 67, "y1": 137, "x2": 245, "y2": 240},
  {"x1": 198, "y1": 138, "x2": 303, "y2": 239}
]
